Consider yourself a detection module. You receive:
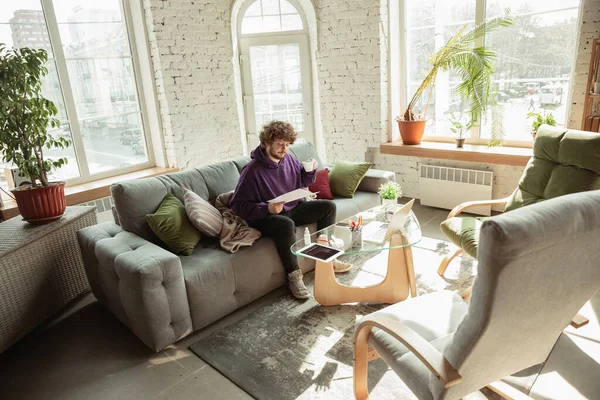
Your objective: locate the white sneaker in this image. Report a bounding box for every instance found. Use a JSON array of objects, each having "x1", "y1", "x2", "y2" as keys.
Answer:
[
  {"x1": 332, "y1": 259, "x2": 352, "y2": 273},
  {"x1": 287, "y1": 269, "x2": 311, "y2": 299}
]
